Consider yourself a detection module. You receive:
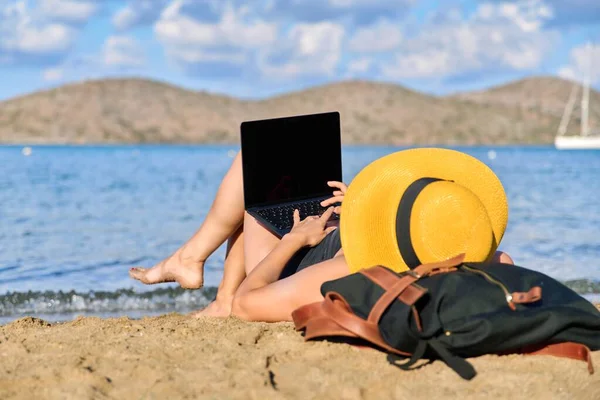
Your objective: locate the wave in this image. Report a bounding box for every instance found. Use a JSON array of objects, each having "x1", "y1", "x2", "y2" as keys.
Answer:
[
  {"x1": 563, "y1": 279, "x2": 600, "y2": 295},
  {"x1": 1, "y1": 279, "x2": 598, "y2": 320},
  {"x1": 0, "y1": 286, "x2": 217, "y2": 317}
]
